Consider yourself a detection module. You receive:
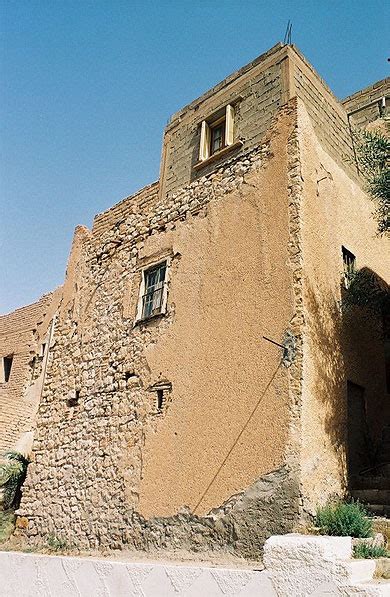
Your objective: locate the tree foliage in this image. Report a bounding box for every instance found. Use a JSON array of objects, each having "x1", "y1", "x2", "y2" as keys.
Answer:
[
  {"x1": 0, "y1": 451, "x2": 29, "y2": 510},
  {"x1": 342, "y1": 267, "x2": 390, "y2": 316},
  {"x1": 352, "y1": 128, "x2": 390, "y2": 235}
]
